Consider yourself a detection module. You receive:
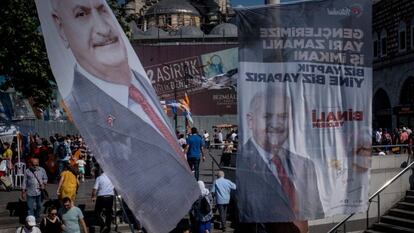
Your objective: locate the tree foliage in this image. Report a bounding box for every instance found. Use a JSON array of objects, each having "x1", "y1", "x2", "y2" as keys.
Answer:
[
  {"x1": 0, "y1": 0, "x2": 131, "y2": 110},
  {"x1": 0, "y1": 0, "x2": 53, "y2": 109}
]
